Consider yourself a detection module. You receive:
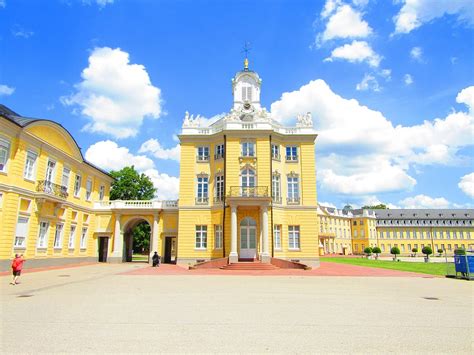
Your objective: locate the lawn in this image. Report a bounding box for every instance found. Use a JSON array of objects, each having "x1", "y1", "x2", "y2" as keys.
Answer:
[
  {"x1": 132, "y1": 254, "x2": 149, "y2": 262},
  {"x1": 320, "y1": 257, "x2": 449, "y2": 276}
]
